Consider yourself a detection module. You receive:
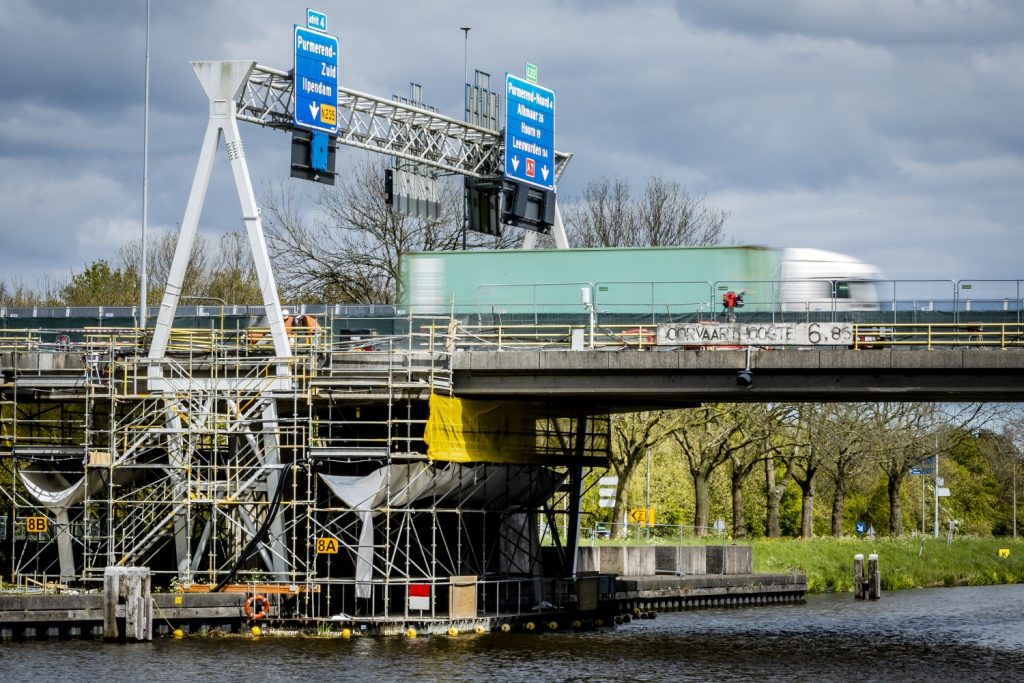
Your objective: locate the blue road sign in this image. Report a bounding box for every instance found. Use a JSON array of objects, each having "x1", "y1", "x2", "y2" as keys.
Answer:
[
  {"x1": 307, "y1": 8, "x2": 327, "y2": 31},
  {"x1": 504, "y1": 73, "x2": 555, "y2": 190},
  {"x1": 855, "y1": 521, "x2": 867, "y2": 535},
  {"x1": 293, "y1": 24, "x2": 338, "y2": 135}
]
